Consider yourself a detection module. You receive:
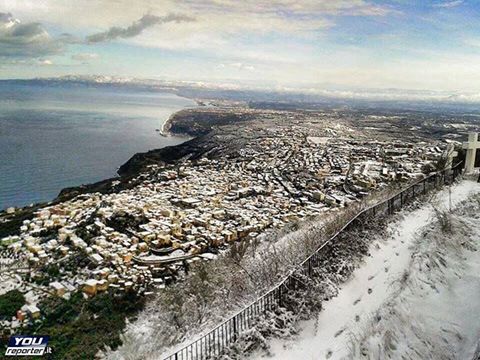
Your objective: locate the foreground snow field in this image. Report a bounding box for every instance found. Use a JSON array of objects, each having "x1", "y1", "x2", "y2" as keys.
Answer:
[{"x1": 251, "y1": 180, "x2": 480, "y2": 360}]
